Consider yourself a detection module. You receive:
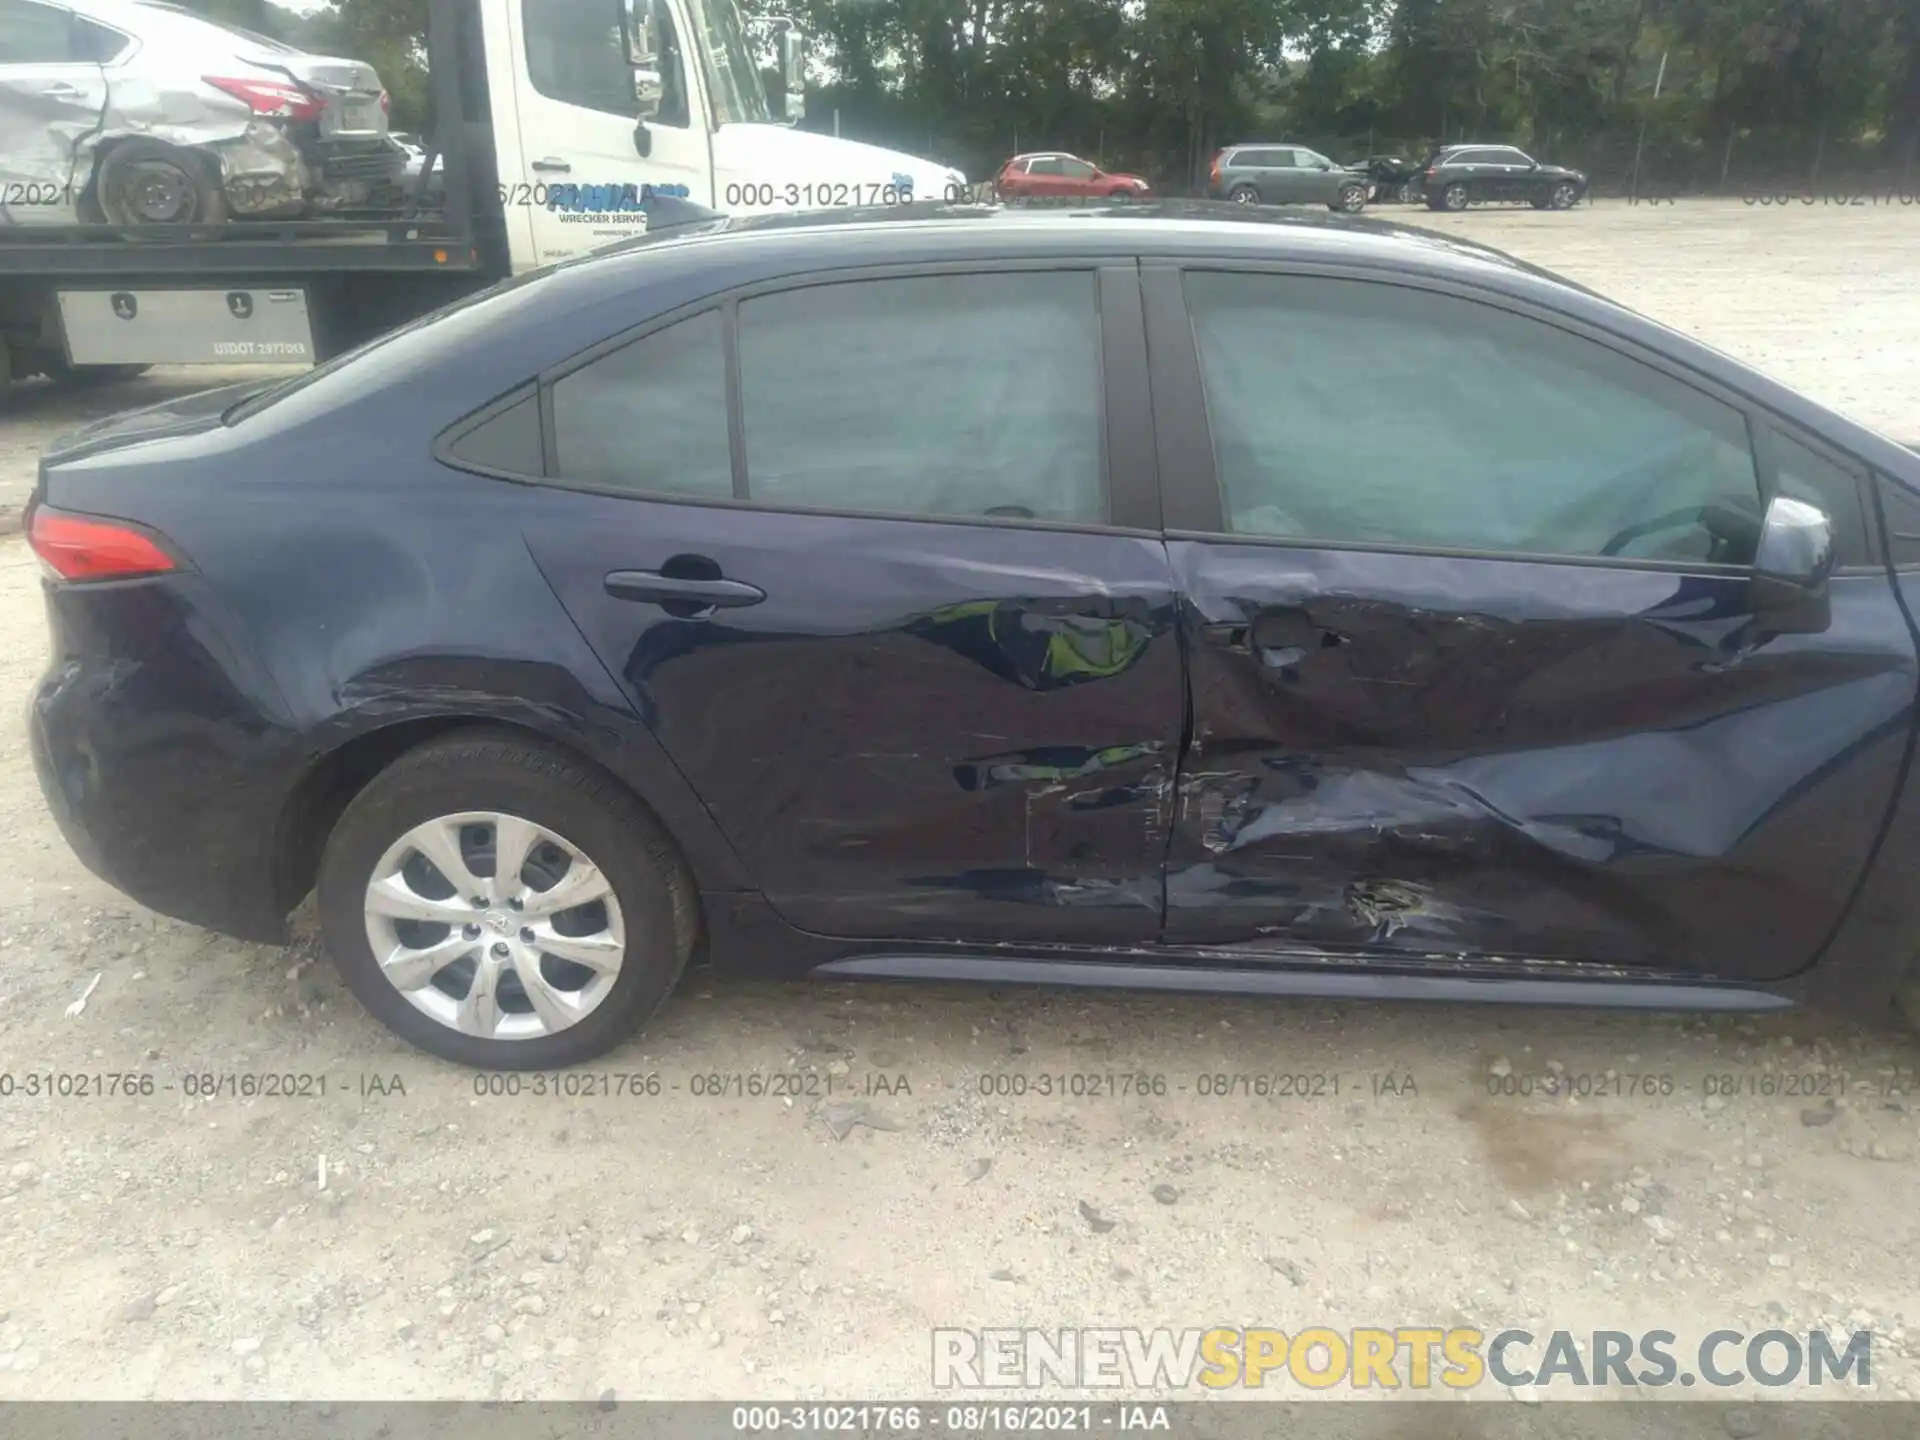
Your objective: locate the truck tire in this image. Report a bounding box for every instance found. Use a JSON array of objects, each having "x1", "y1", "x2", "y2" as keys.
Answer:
[
  {"x1": 66, "y1": 364, "x2": 154, "y2": 384},
  {"x1": 96, "y1": 139, "x2": 229, "y2": 229},
  {"x1": 41, "y1": 356, "x2": 152, "y2": 385}
]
